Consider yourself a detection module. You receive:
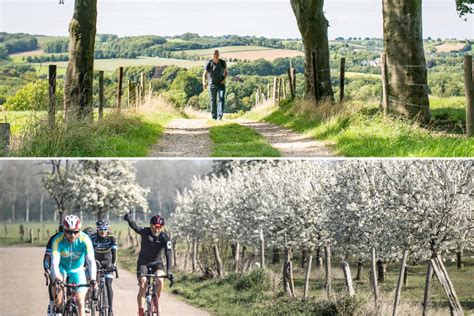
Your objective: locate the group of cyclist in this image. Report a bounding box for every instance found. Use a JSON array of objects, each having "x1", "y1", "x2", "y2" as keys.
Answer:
[{"x1": 43, "y1": 212, "x2": 173, "y2": 316}]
